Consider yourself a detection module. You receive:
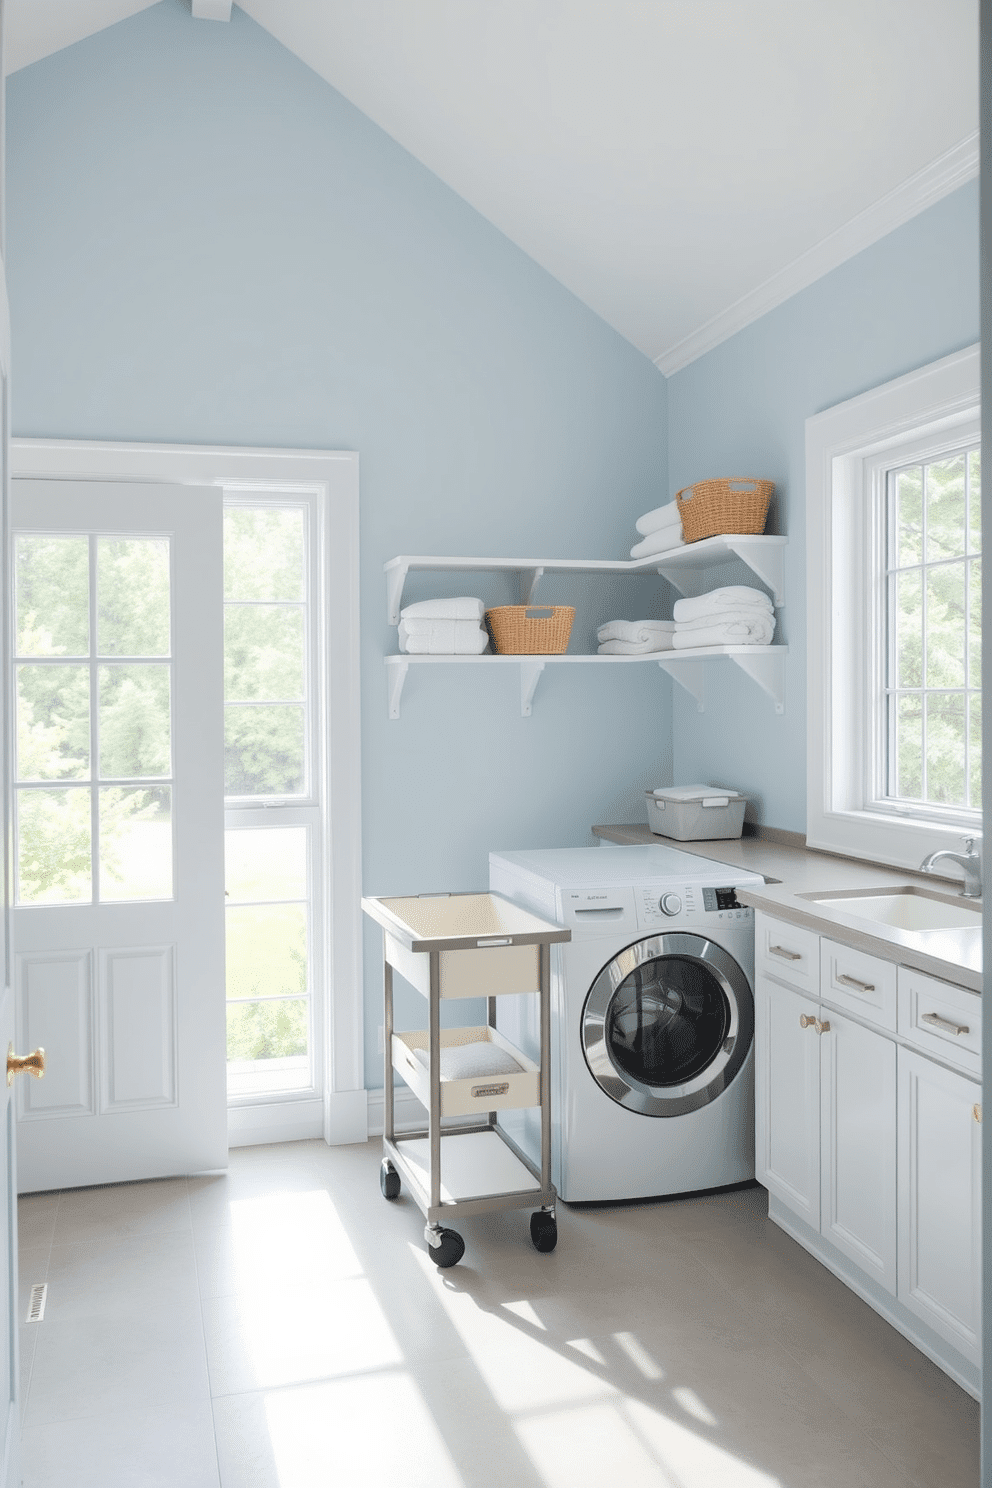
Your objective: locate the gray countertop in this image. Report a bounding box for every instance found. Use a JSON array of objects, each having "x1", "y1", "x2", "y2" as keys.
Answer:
[{"x1": 592, "y1": 823, "x2": 982, "y2": 994}]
